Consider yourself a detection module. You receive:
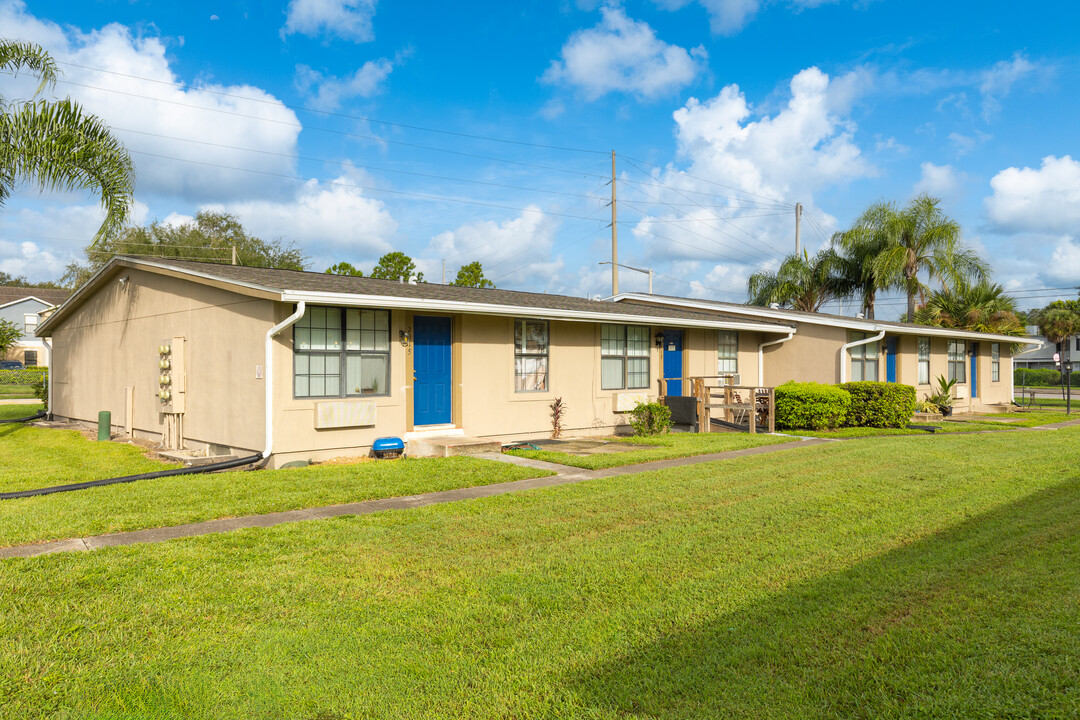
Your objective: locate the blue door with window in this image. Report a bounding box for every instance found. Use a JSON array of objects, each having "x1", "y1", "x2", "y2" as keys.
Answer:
[
  {"x1": 970, "y1": 342, "x2": 978, "y2": 398},
  {"x1": 663, "y1": 330, "x2": 683, "y2": 396},
  {"x1": 413, "y1": 316, "x2": 452, "y2": 425},
  {"x1": 885, "y1": 337, "x2": 898, "y2": 382}
]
